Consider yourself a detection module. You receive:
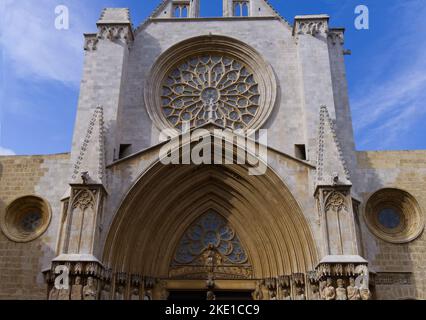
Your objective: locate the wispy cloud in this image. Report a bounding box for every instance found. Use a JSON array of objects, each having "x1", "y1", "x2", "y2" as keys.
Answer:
[
  {"x1": 352, "y1": 0, "x2": 426, "y2": 150},
  {"x1": 1, "y1": 0, "x2": 93, "y2": 86},
  {"x1": 0, "y1": 146, "x2": 16, "y2": 156}
]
